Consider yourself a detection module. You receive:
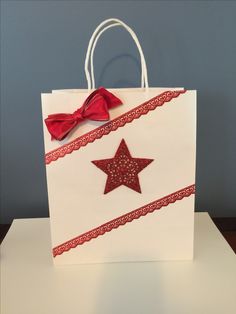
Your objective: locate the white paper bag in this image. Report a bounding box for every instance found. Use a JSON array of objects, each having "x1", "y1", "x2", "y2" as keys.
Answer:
[{"x1": 41, "y1": 19, "x2": 196, "y2": 265}]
